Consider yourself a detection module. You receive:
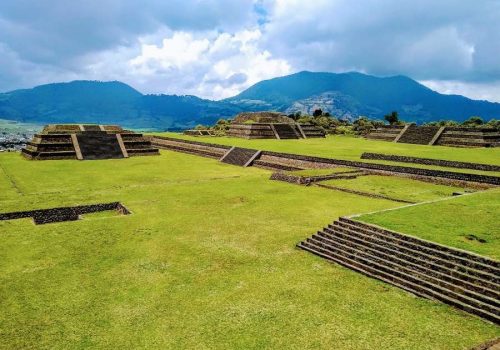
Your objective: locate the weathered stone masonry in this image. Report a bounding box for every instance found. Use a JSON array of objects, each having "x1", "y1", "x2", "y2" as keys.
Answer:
[
  {"x1": 150, "y1": 136, "x2": 500, "y2": 186},
  {"x1": 0, "y1": 202, "x2": 130, "y2": 225},
  {"x1": 298, "y1": 217, "x2": 500, "y2": 324},
  {"x1": 361, "y1": 152, "x2": 500, "y2": 172}
]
